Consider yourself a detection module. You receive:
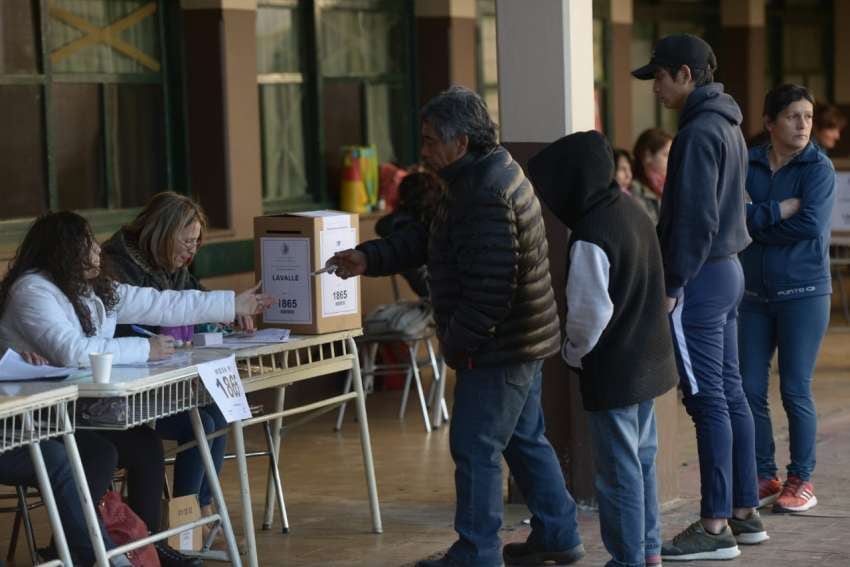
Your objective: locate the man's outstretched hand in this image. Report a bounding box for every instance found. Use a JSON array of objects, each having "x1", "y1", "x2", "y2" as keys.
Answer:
[{"x1": 328, "y1": 249, "x2": 367, "y2": 279}]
